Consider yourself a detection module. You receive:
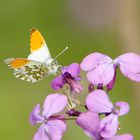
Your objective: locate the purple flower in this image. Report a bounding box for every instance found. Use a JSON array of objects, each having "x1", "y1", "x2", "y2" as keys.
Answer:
[
  {"x1": 81, "y1": 52, "x2": 140, "y2": 88},
  {"x1": 76, "y1": 111, "x2": 133, "y2": 140},
  {"x1": 51, "y1": 63, "x2": 83, "y2": 93},
  {"x1": 30, "y1": 93, "x2": 68, "y2": 140},
  {"x1": 86, "y1": 90, "x2": 130, "y2": 138}
]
